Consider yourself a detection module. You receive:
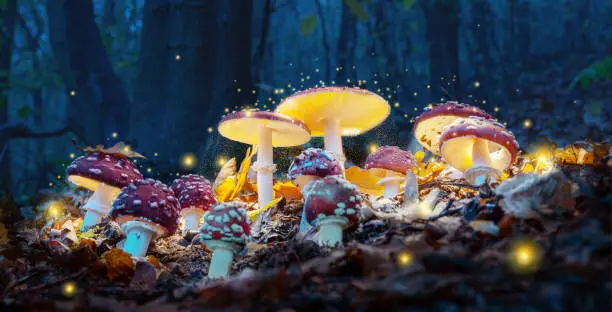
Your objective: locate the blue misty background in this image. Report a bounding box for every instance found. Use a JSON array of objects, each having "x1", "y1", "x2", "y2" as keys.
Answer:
[{"x1": 0, "y1": 0, "x2": 610, "y2": 202}]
